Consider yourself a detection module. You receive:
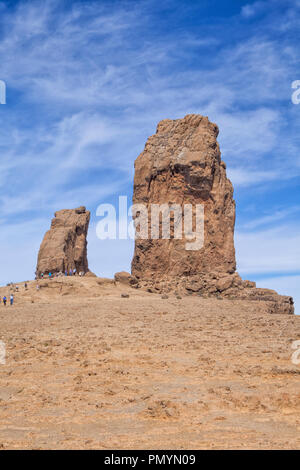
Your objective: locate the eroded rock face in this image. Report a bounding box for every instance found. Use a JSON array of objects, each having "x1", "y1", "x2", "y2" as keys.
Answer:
[
  {"x1": 132, "y1": 114, "x2": 236, "y2": 279},
  {"x1": 114, "y1": 271, "x2": 138, "y2": 286},
  {"x1": 131, "y1": 114, "x2": 294, "y2": 314},
  {"x1": 36, "y1": 206, "x2": 90, "y2": 277}
]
